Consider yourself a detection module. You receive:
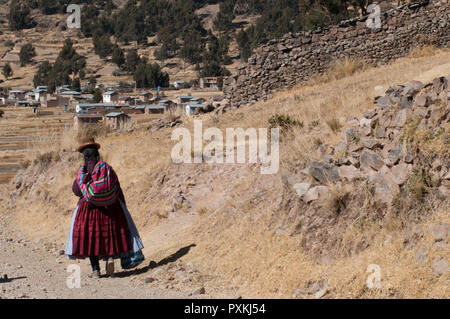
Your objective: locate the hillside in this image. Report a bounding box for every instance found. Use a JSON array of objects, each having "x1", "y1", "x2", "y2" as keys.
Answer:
[
  {"x1": 0, "y1": 0, "x2": 407, "y2": 89},
  {"x1": 0, "y1": 44, "x2": 448, "y2": 298},
  {"x1": 0, "y1": 0, "x2": 250, "y2": 88}
]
